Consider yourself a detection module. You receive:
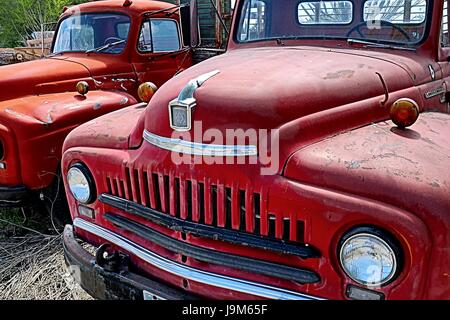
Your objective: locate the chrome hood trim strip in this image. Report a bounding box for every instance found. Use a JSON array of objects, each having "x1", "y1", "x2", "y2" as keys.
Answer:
[
  {"x1": 143, "y1": 130, "x2": 258, "y2": 157},
  {"x1": 74, "y1": 218, "x2": 323, "y2": 300}
]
